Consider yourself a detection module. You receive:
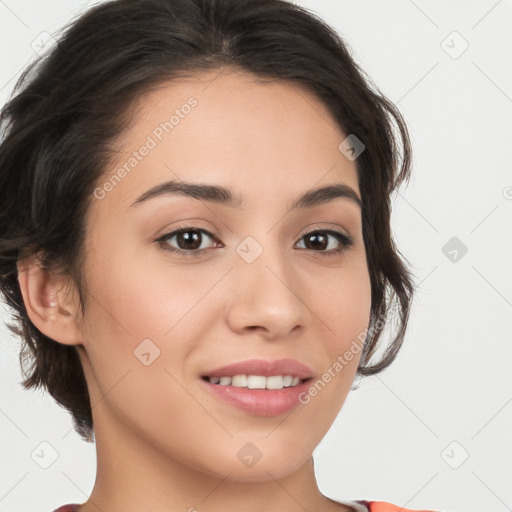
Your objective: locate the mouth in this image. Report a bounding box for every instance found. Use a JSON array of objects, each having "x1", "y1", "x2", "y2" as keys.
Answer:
[{"x1": 199, "y1": 358, "x2": 315, "y2": 416}]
